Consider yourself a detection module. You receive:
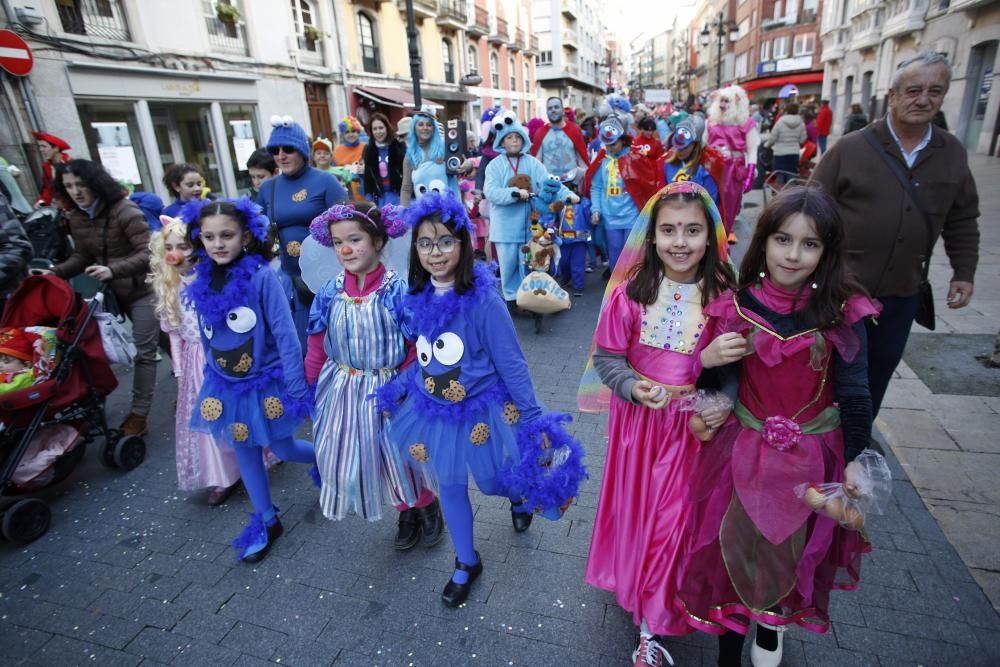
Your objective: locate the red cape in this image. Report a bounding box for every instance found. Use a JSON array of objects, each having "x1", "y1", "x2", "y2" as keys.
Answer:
[
  {"x1": 583, "y1": 148, "x2": 664, "y2": 211},
  {"x1": 530, "y1": 122, "x2": 590, "y2": 166}
]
